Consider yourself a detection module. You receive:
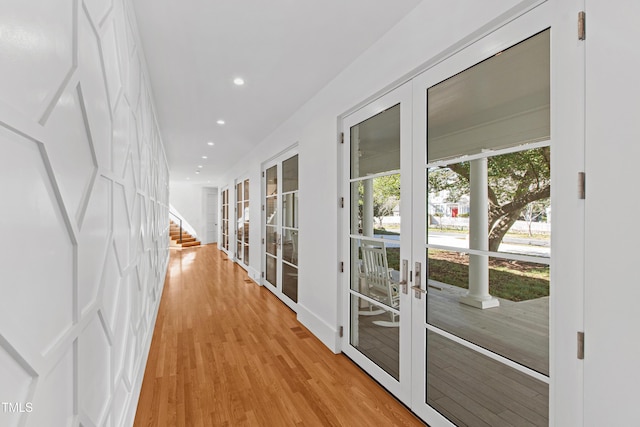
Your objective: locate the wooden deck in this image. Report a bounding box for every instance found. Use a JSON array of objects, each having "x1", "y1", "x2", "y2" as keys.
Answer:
[{"x1": 353, "y1": 282, "x2": 549, "y2": 426}]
